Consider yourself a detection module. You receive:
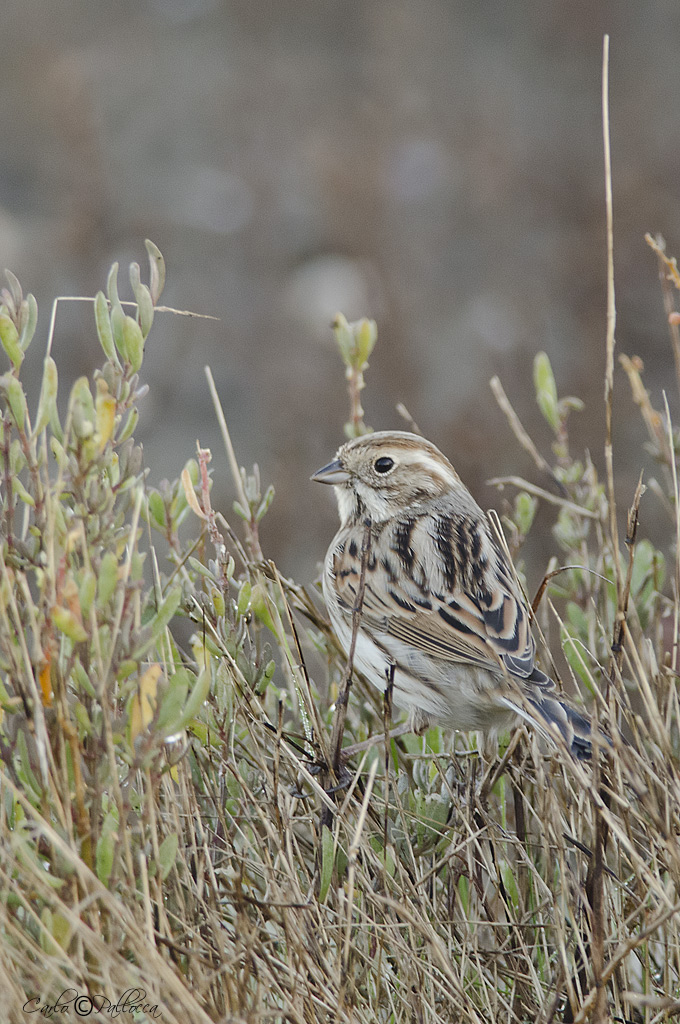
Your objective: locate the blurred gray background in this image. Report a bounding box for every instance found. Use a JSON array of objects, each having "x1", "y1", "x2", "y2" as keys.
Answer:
[{"x1": 3, "y1": 0, "x2": 679, "y2": 586}]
